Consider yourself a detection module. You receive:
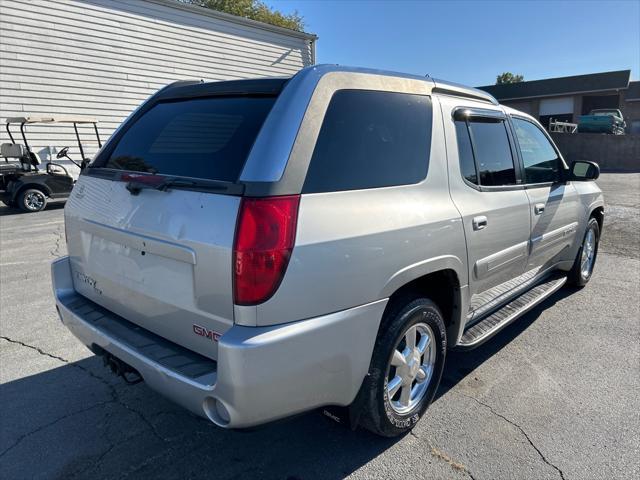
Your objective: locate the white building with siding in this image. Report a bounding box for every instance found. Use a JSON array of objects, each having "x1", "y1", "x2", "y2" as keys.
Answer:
[{"x1": 0, "y1": 0, "x2": 316, "y2": 174}]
